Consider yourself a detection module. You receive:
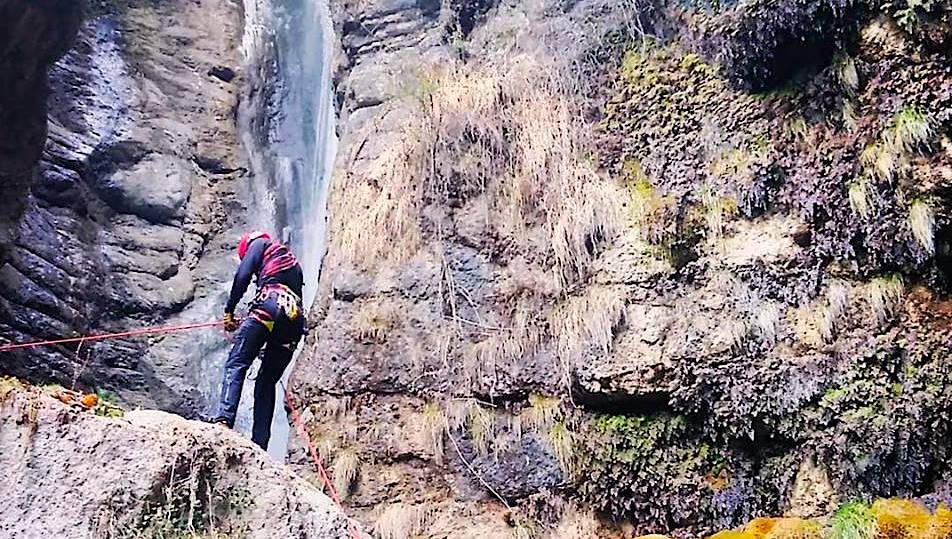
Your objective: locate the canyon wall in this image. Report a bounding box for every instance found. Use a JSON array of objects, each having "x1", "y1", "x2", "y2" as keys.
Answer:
[
  {"x1": 0, "y1": 0, "x2": 256, "y2": 415},
  {"x1": 293, "y1": 0, "x2": 952, "y2": 537}
]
